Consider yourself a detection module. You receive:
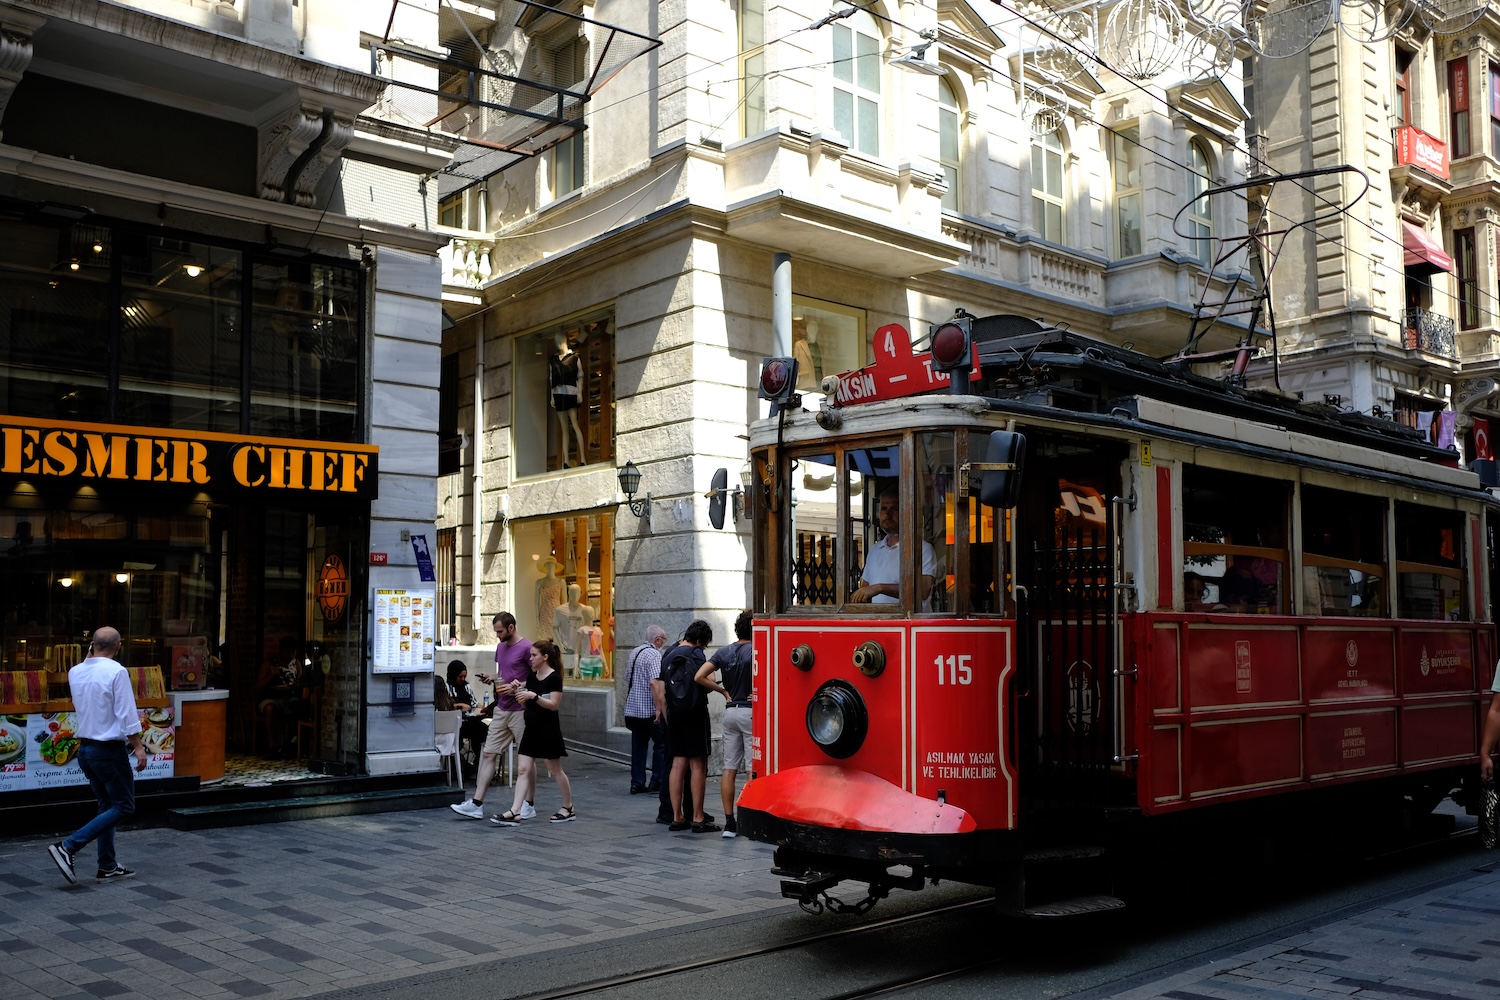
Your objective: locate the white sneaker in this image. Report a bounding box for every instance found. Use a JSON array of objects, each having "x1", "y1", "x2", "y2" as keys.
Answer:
[
  {"x1": 519, "y1": 801, "x2": 537, "y2": 820},
  {"x1": 450, "y1": 799, "x2": 485, "y2": 819}
]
